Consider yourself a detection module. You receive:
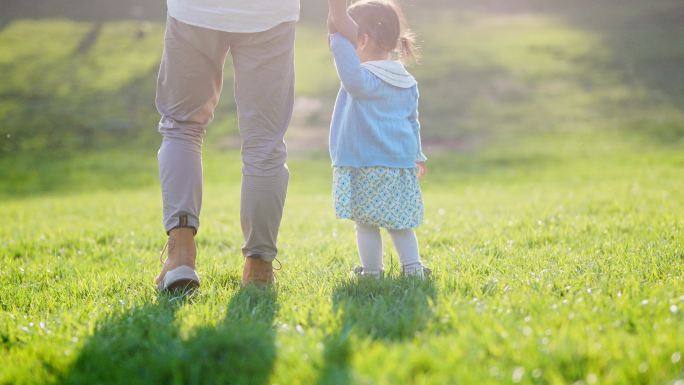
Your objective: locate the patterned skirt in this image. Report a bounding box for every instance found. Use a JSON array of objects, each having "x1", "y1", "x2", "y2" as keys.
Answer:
[{"x1": 333, "y1": 166, "x2": 424, "y2": 229}]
